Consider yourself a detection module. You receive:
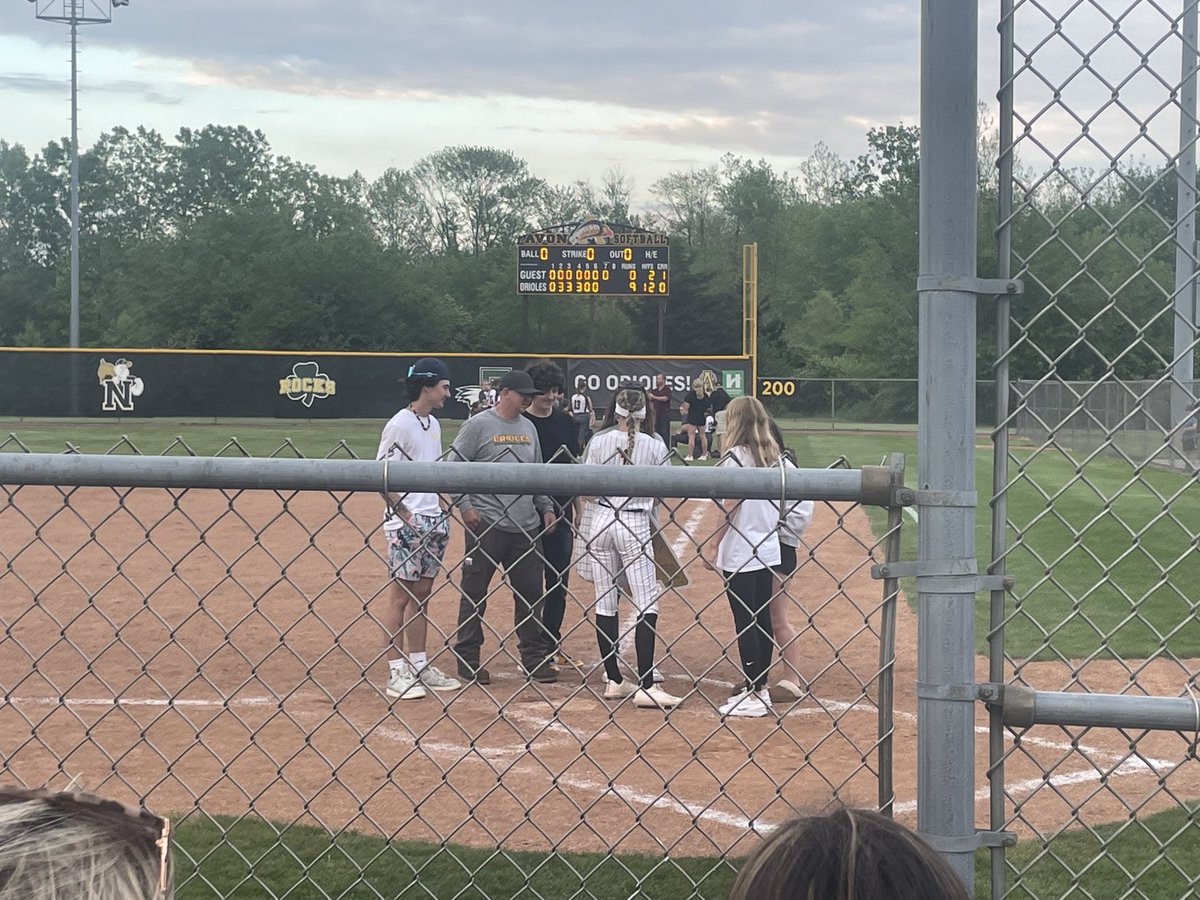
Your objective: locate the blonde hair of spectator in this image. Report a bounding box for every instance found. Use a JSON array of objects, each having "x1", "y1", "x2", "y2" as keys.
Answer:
[
  {"x1": 728, "y1": 808, "x2": 969, "y2": 900},
  {"x1": 721, "y1": 396, "x2": 779, "y2": 467},
  {"x1": 0, "y1": 796, "x2": 171, "y2": 900},
  {"x1": 612, "y1": 387, "x2": 646, "y2": 464}
]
